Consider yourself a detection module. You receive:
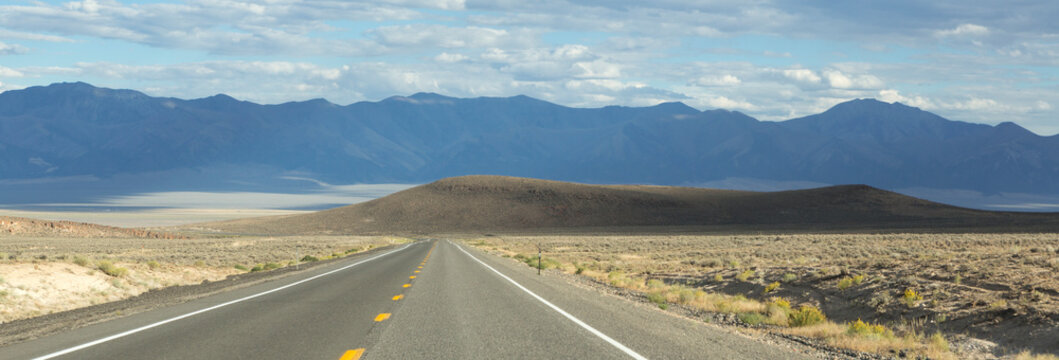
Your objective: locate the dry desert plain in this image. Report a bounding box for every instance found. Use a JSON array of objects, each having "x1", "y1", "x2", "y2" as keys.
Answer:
[
  {"x1": 2, "y1": 189, "x2": 1059, "y2": 357},
  {"x1": 6, "y1": 230, "x2": 1057, "y2": 359},
  {"x1": 462, "y1": 233, "x2": 1059, "y2": 359}
]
